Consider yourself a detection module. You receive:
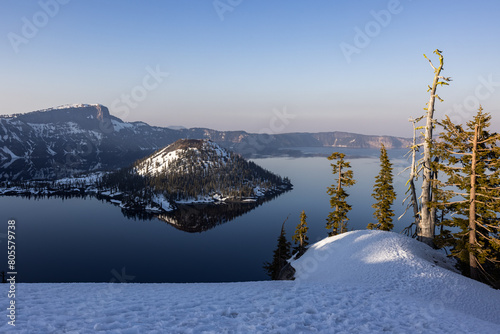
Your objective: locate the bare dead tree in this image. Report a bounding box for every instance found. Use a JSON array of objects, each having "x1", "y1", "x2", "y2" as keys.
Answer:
[
  {"x1": 418, "y1": 50, "x2": 451, "y2": 246},
  {"x1": 400, "y1": 117, "x2": 424, "y2": 237}
]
